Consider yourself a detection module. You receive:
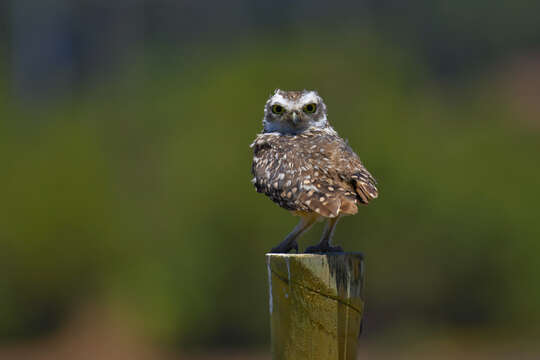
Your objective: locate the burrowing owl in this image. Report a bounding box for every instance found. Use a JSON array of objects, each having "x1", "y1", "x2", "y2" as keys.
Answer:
[{"x1": 251, "y1": 89, "x2": 378, "y2": 253}]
